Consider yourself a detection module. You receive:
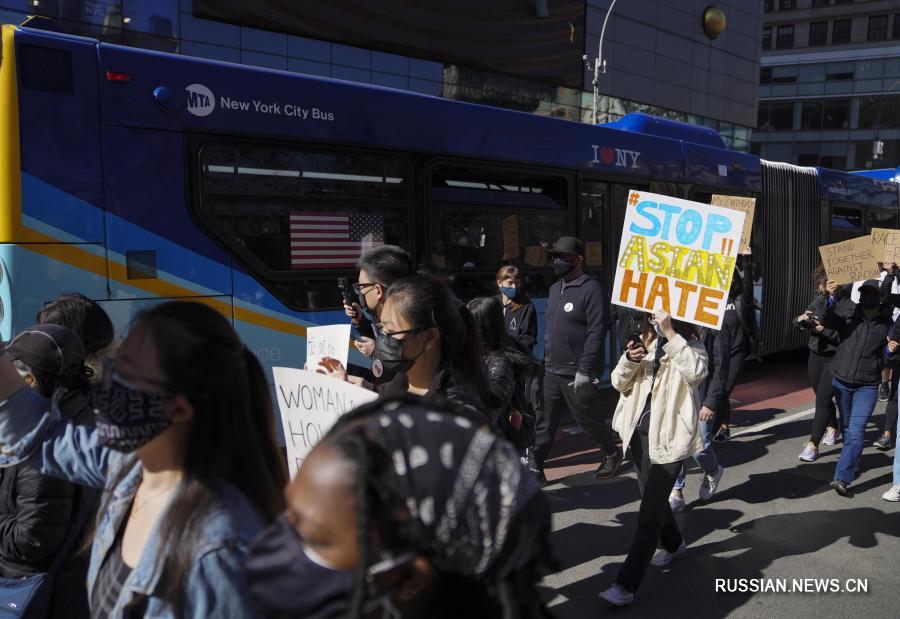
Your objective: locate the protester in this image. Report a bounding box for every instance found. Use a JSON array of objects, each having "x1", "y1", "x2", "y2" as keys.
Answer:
[
  {"x1": 712, "y1": 257, "x2": 754, "y2": 443},
  {"x1": 822, "y1": 279, "x2": 894, "y2": 496},
  {"x1": 533, "y1": 236, "x2": 619, "y2": 484},
  {"x1": 343, "y1": 245, "x2": 414, "y2": 358},
  {"x1": 793, "y1": 265, "x2": 853, "y2": 462},
  {"x1": 599, "y1": 310, "x2": 707, "y2": 607},
  {"x1": 467, "y1": 296, "x2": 540, "y2": 449},
  {"x1": 496, "y1": 265, "x2": 538, "y2": 354},
  {"x1": 0, "y1": 325, "x2": 93, "y2": 618},
  {"x1": 323, "y1": 274, "x2": 490, "y2": 418},
  {"x1": 668, "y1": 320, "x2": 726, "y2": 513},
  {"x1": 872, "y1": 263, "x2": 900, "y2": 450},
  {"x1": 37, "y1": 292, "x2": 115, "y2": 385},
  {"x1": 0, "y1": 301, "x2": 287, "y2": 617},
  {"x1": 245, "y1": 394, "x2": 557, "y2": 619}
]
